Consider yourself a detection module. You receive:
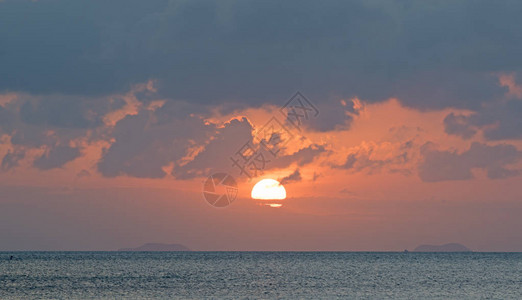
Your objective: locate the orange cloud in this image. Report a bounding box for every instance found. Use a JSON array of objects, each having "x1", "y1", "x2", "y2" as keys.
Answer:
[{"x1": 499, "y1": 73, "x2": 522, "y2": 98}]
